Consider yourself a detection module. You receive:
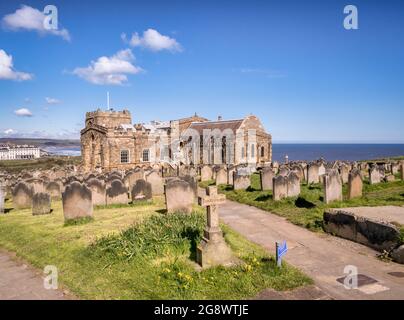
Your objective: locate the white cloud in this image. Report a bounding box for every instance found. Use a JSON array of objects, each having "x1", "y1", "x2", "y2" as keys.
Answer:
[
  {"x1": 2, "y1": 5, "x2": 70, "y2": 41},
  {"x1": 122, "y1": 29, "x2": 182, "y2": 52},
  {"x1": 0, "y1": 49, "x2": 33, "y2": 81},
  {"x1": 14, "y1": 108, "x2": 33, "y2": 117},
  {"x1": 0, "y1": 129, "x2": 79, "y2": 139},
  {"x1": 45, "y1": 97, "x2": 61, "y2": 104},
  {"x1": 3, "y1": 129, "x2": 17, "y2": 135},
  {"x1": 72, "y1": 49, "x2": 142, "y2": 85}
]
